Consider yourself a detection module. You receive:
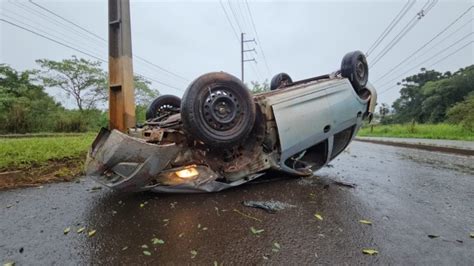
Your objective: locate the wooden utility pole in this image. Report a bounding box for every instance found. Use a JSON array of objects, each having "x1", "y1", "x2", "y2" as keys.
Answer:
[{"x1": 108, "y1": 0, "x2": 135, "y2": 131}]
